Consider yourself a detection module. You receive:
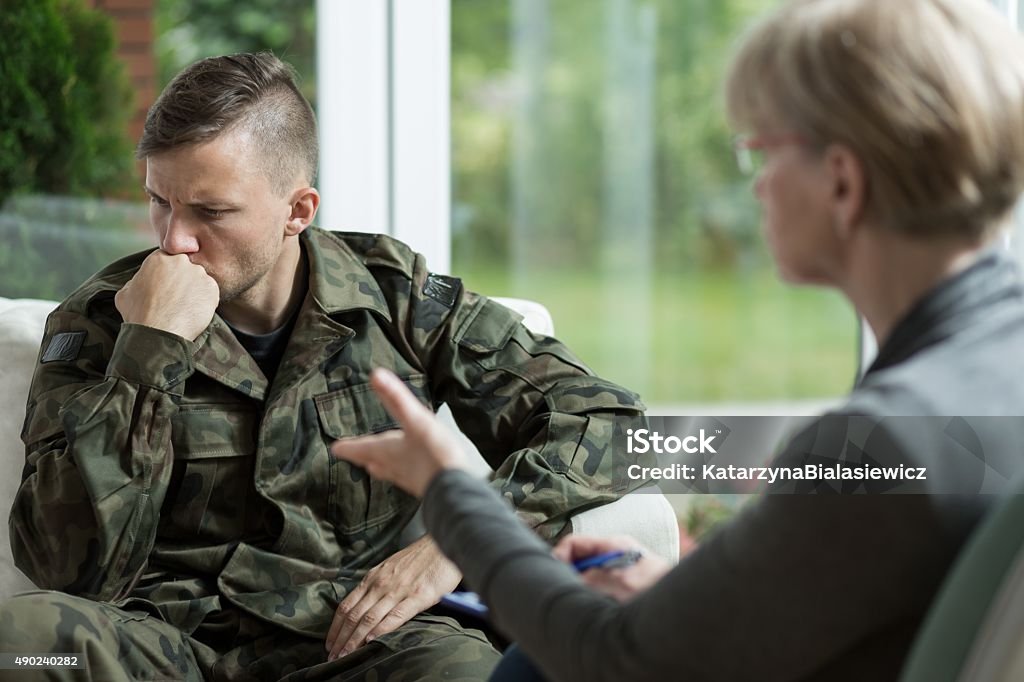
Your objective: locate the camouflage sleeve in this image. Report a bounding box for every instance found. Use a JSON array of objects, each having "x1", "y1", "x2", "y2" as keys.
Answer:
[
  {"x1": 10, "y1": 308, "x2": 190, "y2": 601},
  {"x1": 402, "y1": 255, "x2": 651, "y2": 541}
]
